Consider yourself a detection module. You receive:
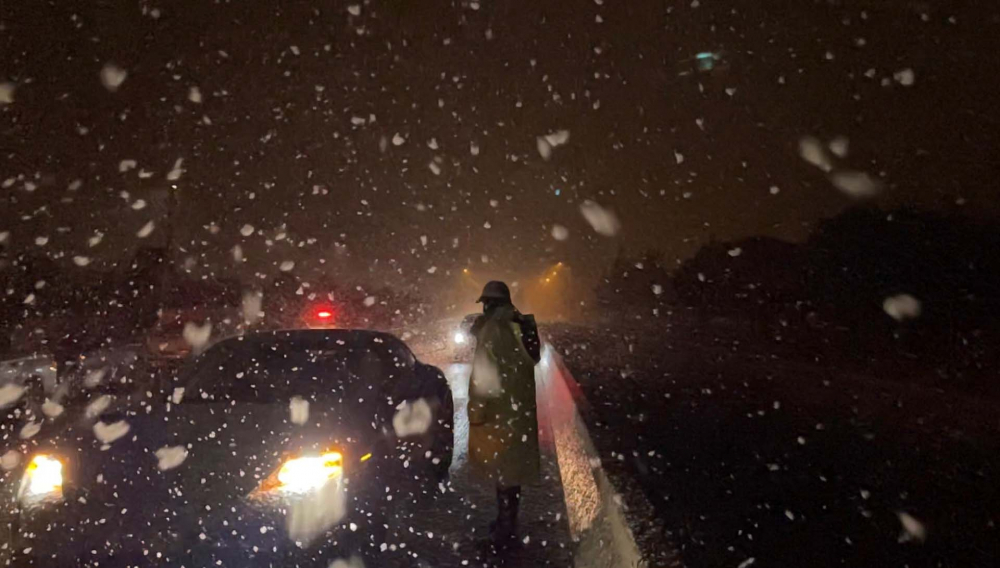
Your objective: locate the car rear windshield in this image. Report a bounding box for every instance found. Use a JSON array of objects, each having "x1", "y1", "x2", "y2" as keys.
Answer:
[{"x1": 184, "y1": 333, "x2": 413, "y2": 403}]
